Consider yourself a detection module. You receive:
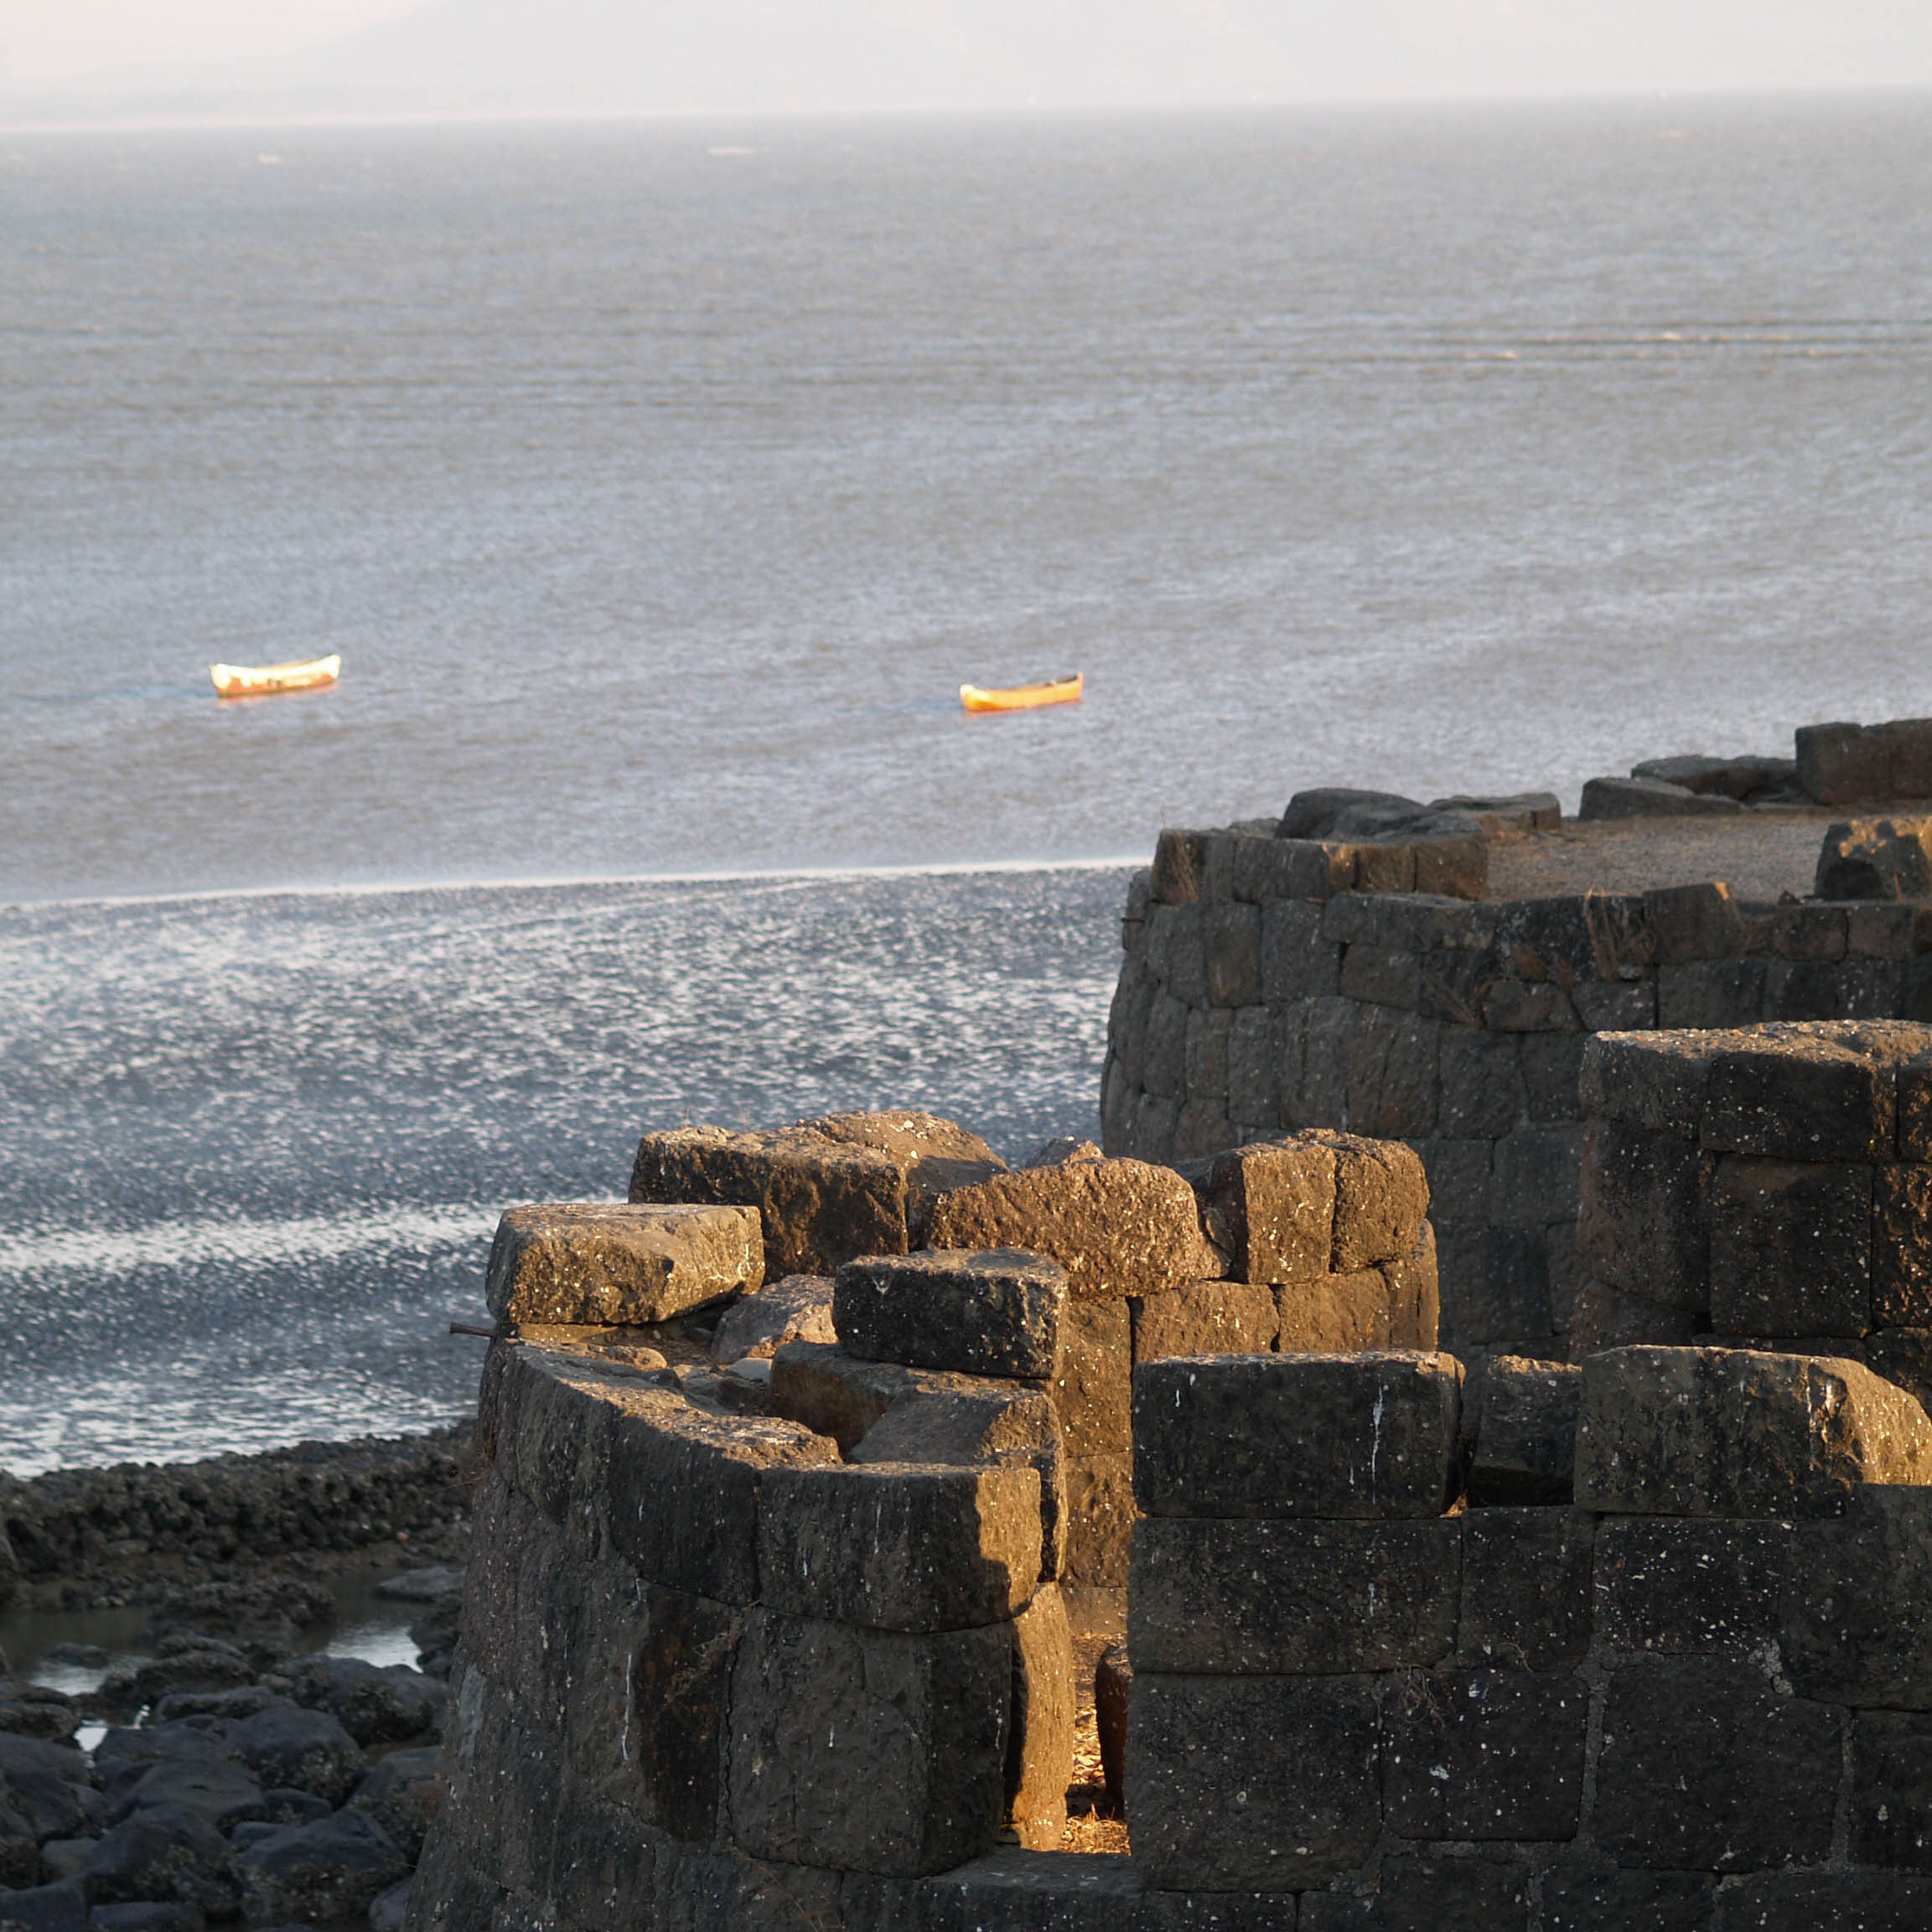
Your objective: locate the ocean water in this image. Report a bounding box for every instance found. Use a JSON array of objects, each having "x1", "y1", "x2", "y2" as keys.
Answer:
[{"x1": 4, "y1": 96, "x2": 1932, "y2": 1468}]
